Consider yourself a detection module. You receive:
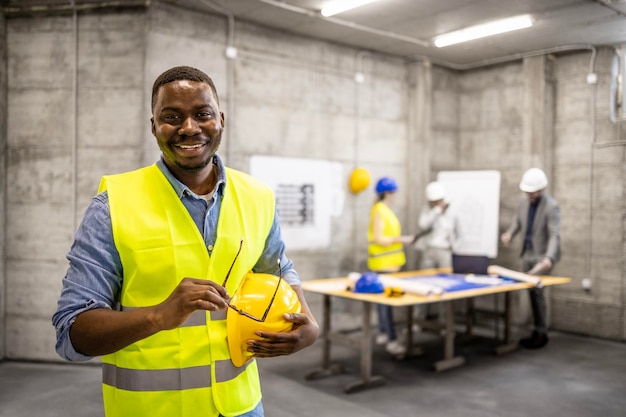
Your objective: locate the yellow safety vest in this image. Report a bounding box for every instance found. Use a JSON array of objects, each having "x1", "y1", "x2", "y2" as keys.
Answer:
[
  {"x1": 98, "y1": 164, "x2": 274, "y2": 417},
  {"x1": 367, "y1": 201, "x2": 406, "y2": 271}
]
